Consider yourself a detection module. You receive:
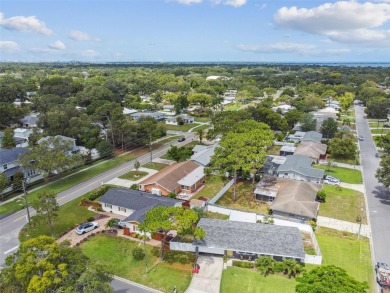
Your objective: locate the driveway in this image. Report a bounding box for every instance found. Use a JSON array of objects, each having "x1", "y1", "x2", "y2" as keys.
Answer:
[{"x1": 185, "y1": 256, "x2": 224, "y2": 293}]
